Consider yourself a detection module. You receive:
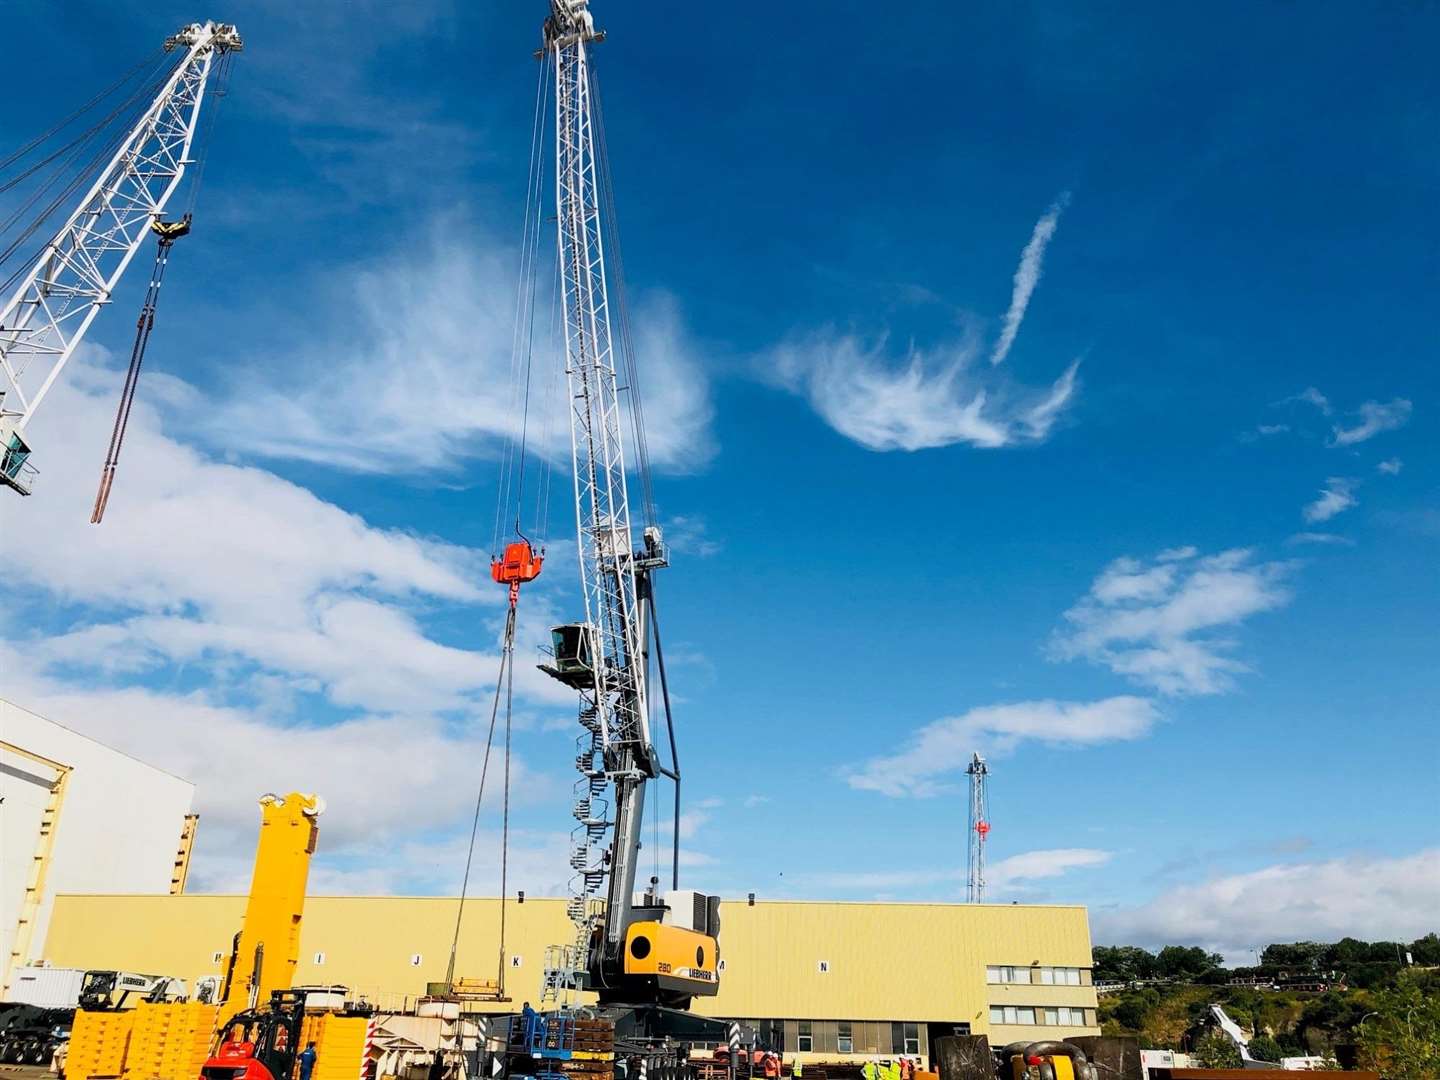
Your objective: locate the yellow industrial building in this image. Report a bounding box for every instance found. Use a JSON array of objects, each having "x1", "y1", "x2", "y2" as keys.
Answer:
[{"x1": 42, "y1": 894, "x2": 1097, "y2": 1064}]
